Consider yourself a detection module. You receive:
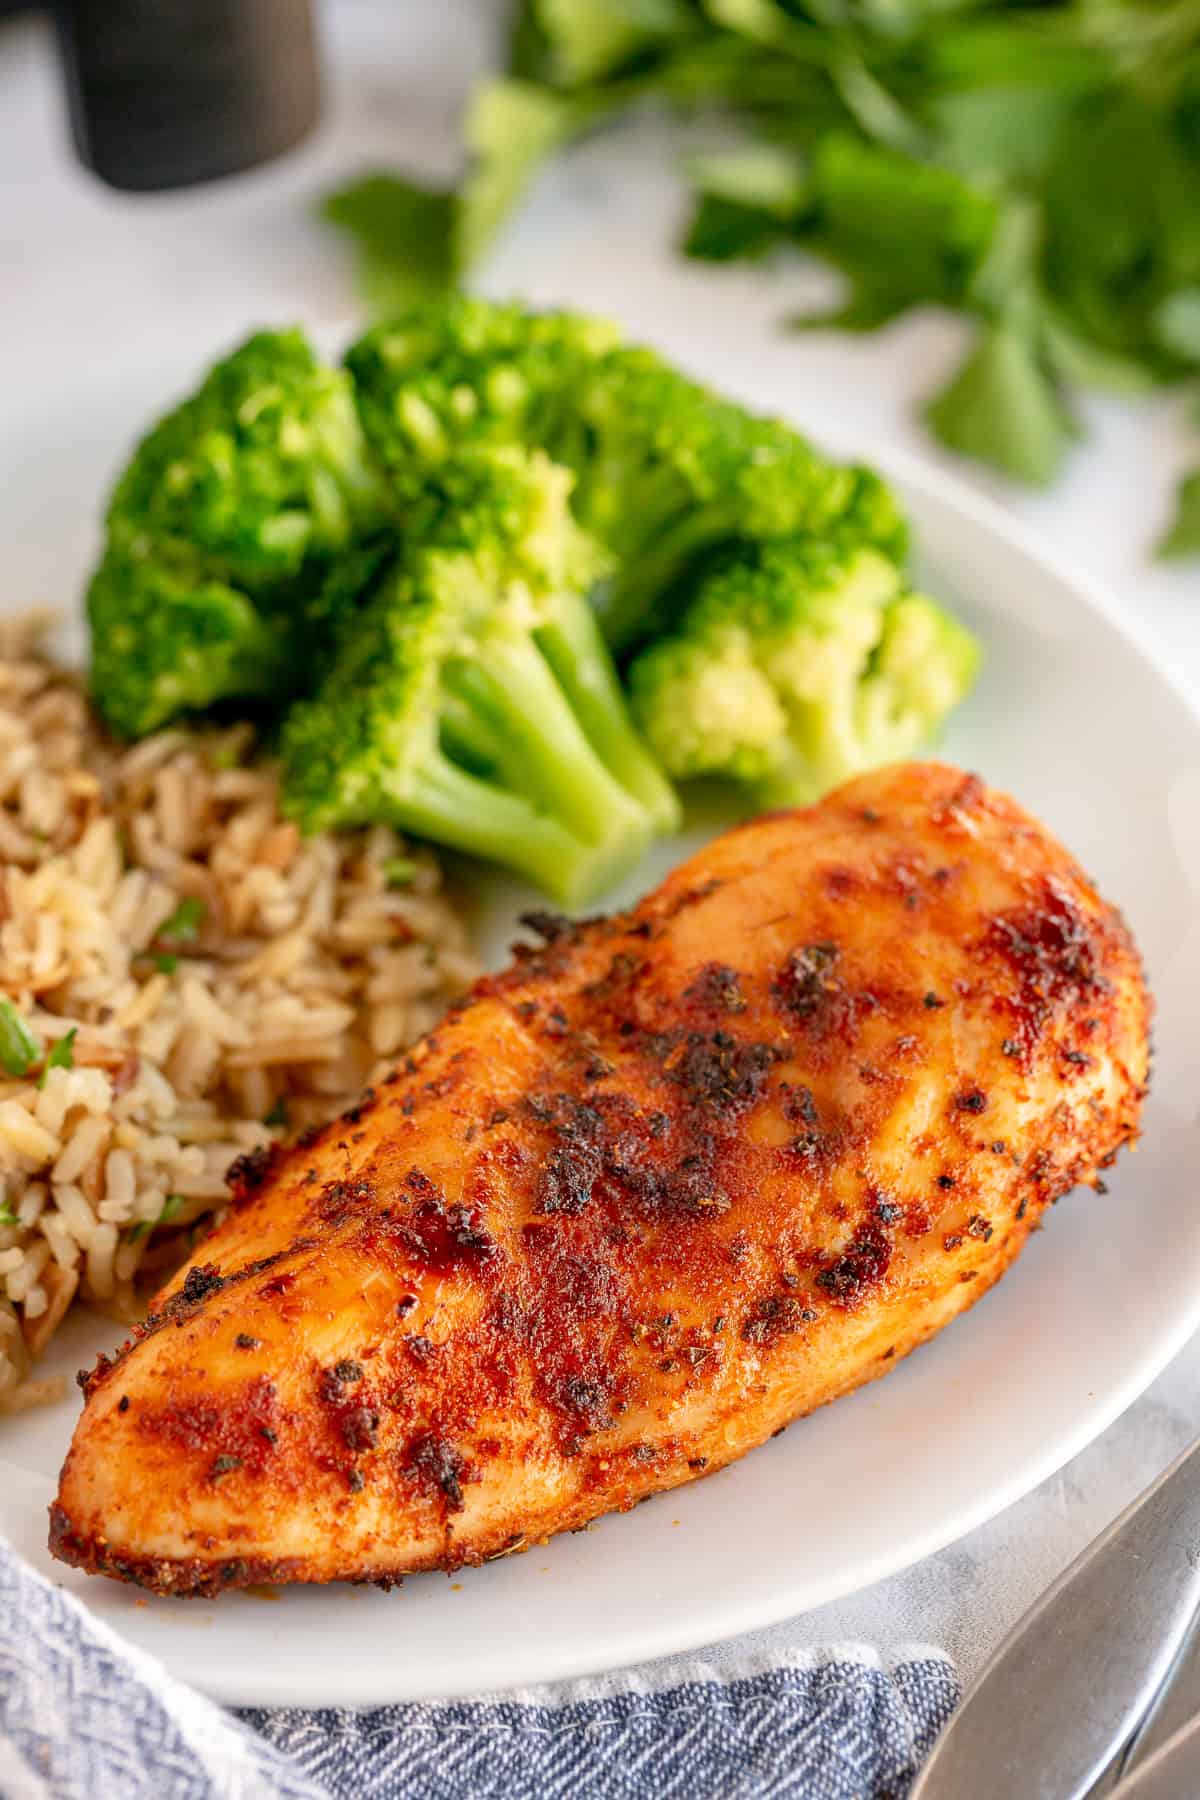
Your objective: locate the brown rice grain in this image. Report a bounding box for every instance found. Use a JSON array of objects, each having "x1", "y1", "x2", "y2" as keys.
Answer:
[{"x1": 0, "y1": 624, "x2": 477, "y2": 1407}]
